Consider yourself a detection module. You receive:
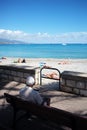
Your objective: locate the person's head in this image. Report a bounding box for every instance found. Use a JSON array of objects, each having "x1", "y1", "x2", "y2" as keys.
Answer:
[{"x1": 26, "y1": 76, "x2": 35, "y2": 87}]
